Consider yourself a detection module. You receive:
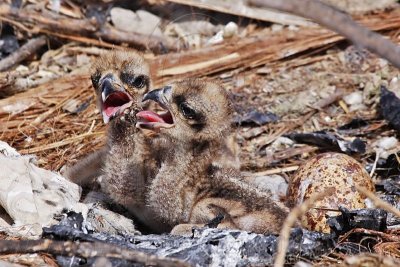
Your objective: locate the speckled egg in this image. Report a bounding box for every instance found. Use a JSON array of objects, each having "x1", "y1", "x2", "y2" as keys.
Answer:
[{"x1": 287, "y1": 152, "x2": 374, "y2": 233}]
